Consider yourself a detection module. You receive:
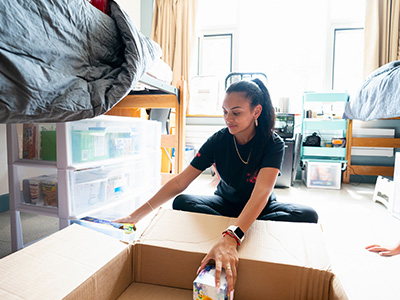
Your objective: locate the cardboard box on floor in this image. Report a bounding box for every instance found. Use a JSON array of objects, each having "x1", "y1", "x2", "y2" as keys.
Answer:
[{"x1": 0, "y1": 209, "x2": 347, "y2": 300}]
